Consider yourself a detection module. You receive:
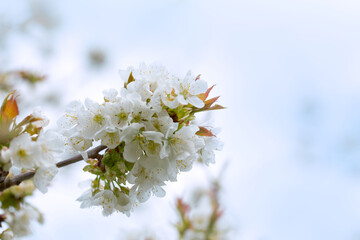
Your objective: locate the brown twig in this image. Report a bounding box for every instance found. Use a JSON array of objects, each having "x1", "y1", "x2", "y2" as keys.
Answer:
[
  {"x1": 0, "y1": 145, "x2": 107, "y2": 192},
  {"x1": 0, "y1": 169, "x2": 9, "y2": 184}
]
